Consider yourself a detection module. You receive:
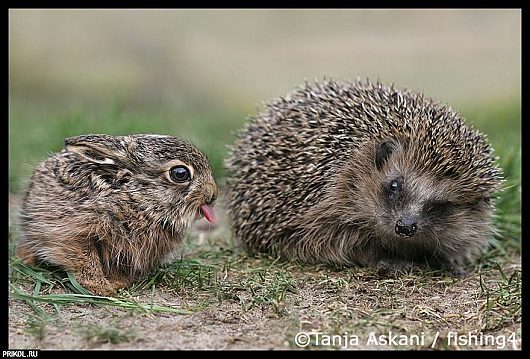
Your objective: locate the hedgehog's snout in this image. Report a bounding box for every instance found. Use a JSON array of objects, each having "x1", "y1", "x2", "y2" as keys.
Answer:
[{"x1": 395, "y1": 215, "x2": 417, "y2": 237}]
